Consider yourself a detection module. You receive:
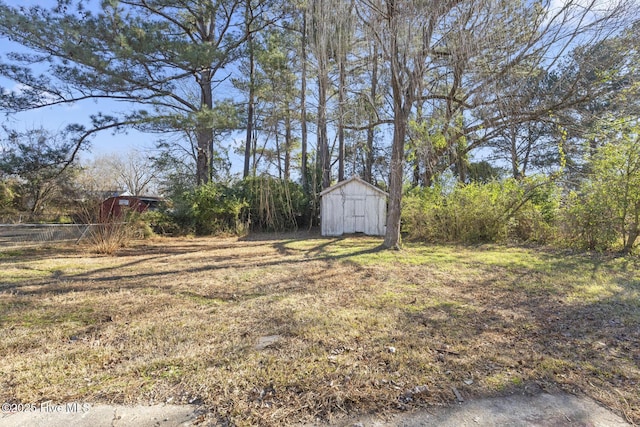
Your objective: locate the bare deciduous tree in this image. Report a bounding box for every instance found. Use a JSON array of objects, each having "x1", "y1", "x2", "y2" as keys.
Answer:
[
  {"x1": 356, "y1": 0, "x2": 633, "y2": 248},
  {"x1": 79, "y1": 150, "x2": 159, "y2": 196}
]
